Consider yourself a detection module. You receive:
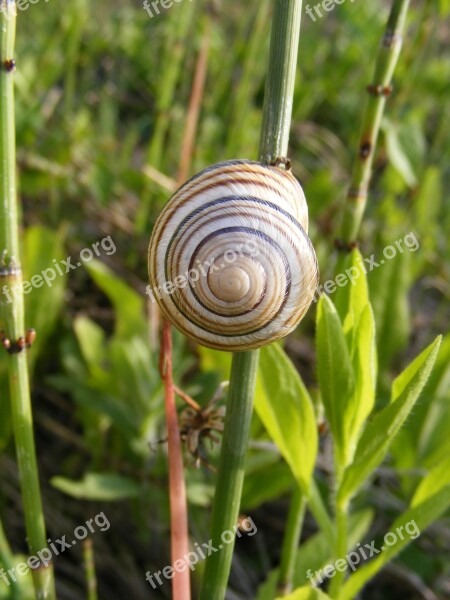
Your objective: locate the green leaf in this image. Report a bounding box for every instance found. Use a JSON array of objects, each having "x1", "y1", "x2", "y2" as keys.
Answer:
[
  {"x1": 278, "y1": 588, "x2": 332, "y2": 600},
  {"x1": 391, "y1": 337, "x2": 441, "y2": 403},
  {"x1": 316, "y1": 295, "x2": 355, "y2": 466},
  {"x1": 242, "y1": 457, "x2": 294, "y2": 510},
  {"x1": 84, "y1": 260, "x2": 144, "y2": 339},
  {"x1": 391, "y1": 332, "x2": 450, "y2": 473},
  {"x1": 51, "y1": 472, "x2": 140, "y2": 501},
  {"x1": 342, "y1": 250, "x2": 369, "y2": 338},
  {"x1": 74, "y1": 316, "x2": 106, "y2": 369},
  {"x1": 338, "y1": 336, "x2": 441, "y2": 505},
  {"x1": 411, "y1": 454, "x2": 450, "y2": 507},
  {"x1": 347, "y1": 305, "x2": 377, "y2": 458},
  {"x1": 255, "y1": 343, "x2": 318, "y2": 492},
  {"x1": 337, "y1": 485, "x2": 450, "y2": 600},
  {"x1": 186, "y1": 481, "x2": 215, "y2": 507}
]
